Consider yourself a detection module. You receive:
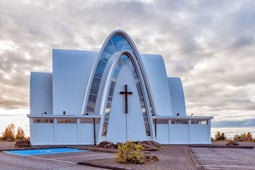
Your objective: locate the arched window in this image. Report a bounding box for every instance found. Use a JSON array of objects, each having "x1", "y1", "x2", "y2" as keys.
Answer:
[{"x1": 85, "y1": 34, "x2": 134, "y2": 113}]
